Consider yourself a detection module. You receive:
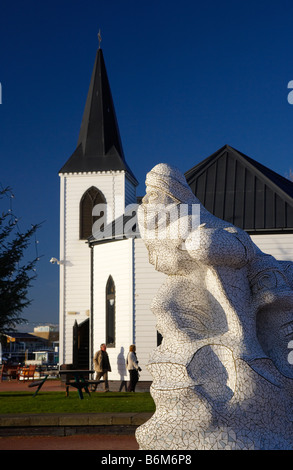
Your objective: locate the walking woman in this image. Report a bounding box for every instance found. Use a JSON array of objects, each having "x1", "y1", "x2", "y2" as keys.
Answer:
[{"x1": 126, "y1": 345, "x2": 141, "y2": 392}]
